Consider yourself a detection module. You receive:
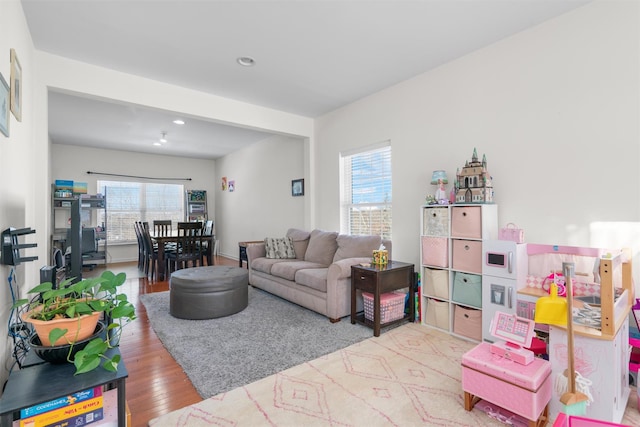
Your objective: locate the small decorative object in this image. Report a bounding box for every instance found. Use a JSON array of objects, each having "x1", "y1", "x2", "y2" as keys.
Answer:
[
  {"x1": 430, "y1": 170, "x2": 449, "y2": 204},
  {"x1": 228, "y1": 180, "x2": 235, "y2": 192},
  {"x1": 0, "y1": 72, "x2": 9, "y2": 137},
  {"x1": 13, "y1": 271, "x2": 136, "y2": 374},
  {"x1": 221, "y1": 177, "x2": 227, "y2": 191},
  {"x1": 292, "y1": 179, "x2": 304, "y2": 196},
  {"x1": 372, "y1": 244, "x2": 388, "y2": 265},
  {"x1": 499, "y1": 223, "x2": 525, "y2": 243},
  {"x1": 454, "y1": 148, "x2": 494, "y2": 203},
  {"x1": 10, "y1": 48, "x2": 21, "y2": 122}
]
